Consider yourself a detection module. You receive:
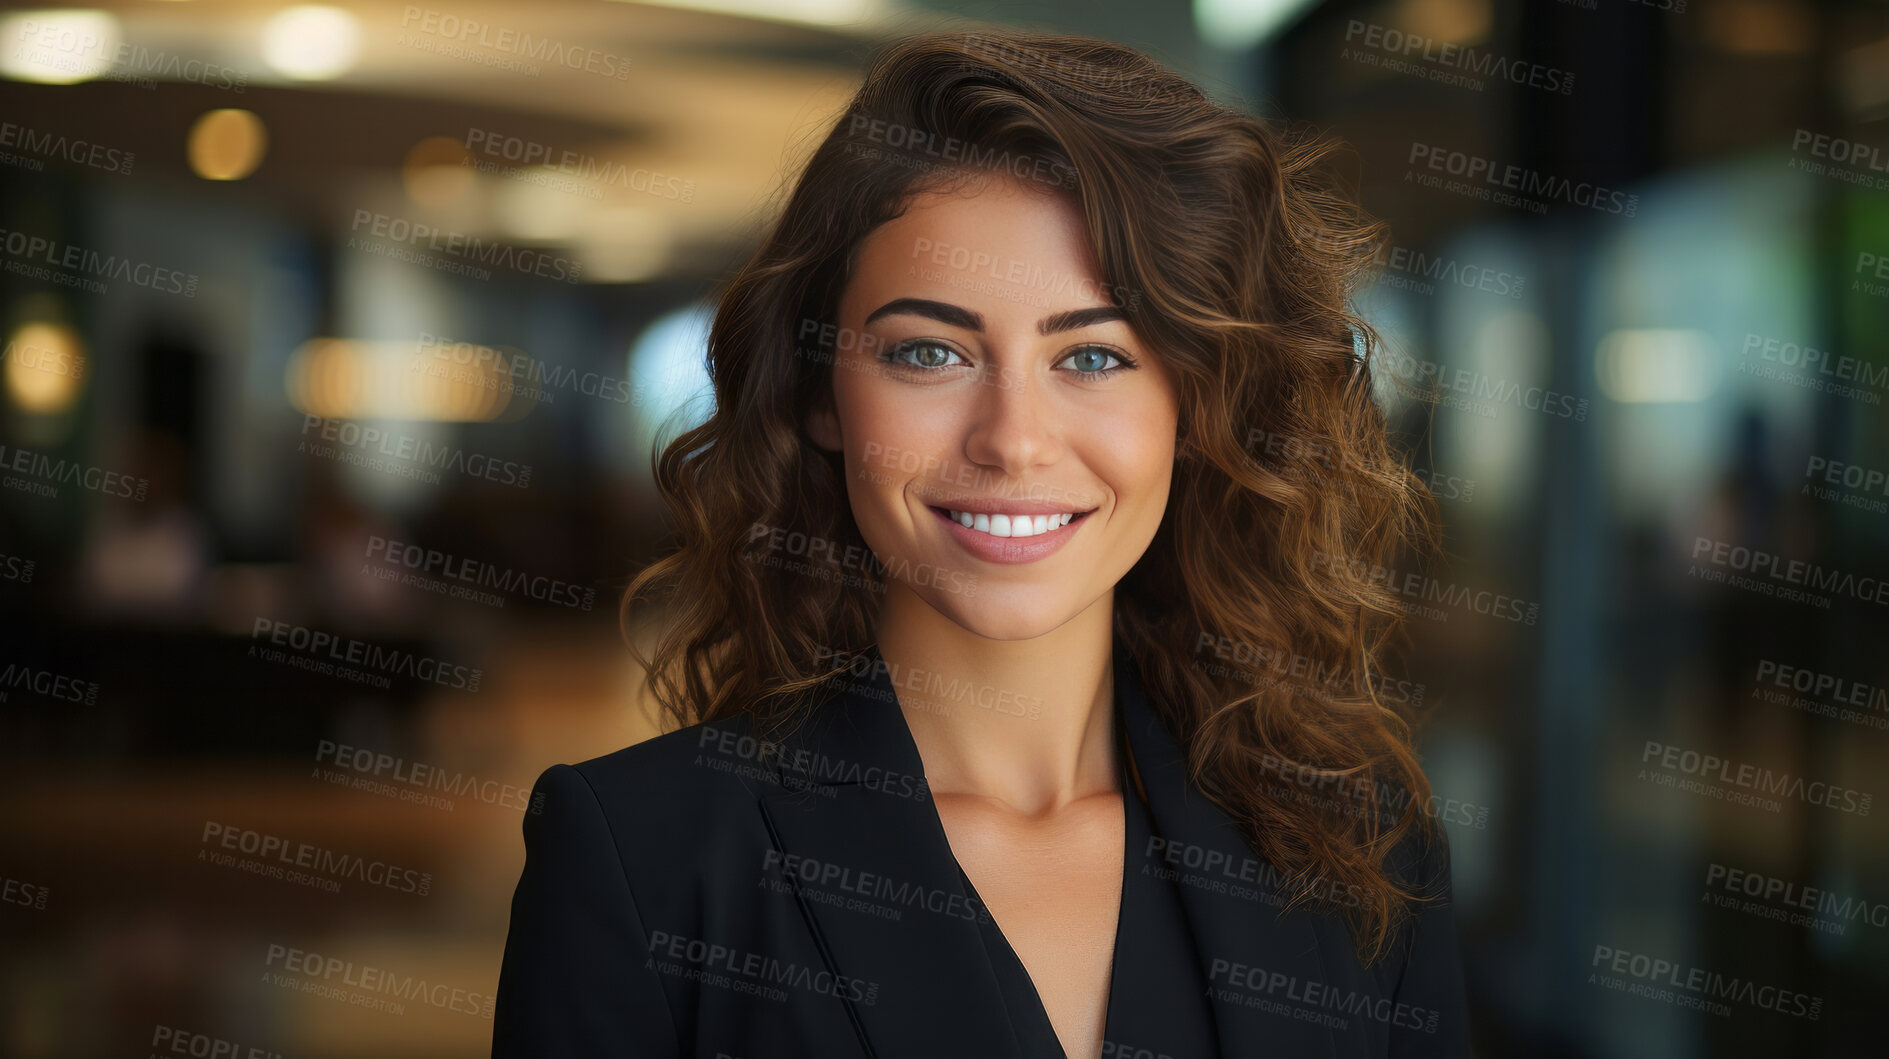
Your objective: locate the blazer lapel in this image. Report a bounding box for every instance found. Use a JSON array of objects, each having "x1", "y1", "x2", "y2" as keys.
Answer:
[
  {"x1": 1113, "y1": 646, "x2": 1341, "y2": 1059},
  {"x1": 749, "y1": 650, "x2": 1026, "y2": 1059}
]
